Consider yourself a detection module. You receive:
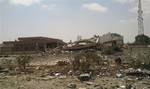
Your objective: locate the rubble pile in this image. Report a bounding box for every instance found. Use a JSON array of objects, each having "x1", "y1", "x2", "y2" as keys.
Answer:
[
  {"x1": 0, "y1": 35, "x2": 150, "y2": 89},
  {"x1": 63, "y1": 36, "x2": 100, "y2": 51},
  {"x1": 45, "y1": 61, "x2": 72, "y2": 75}
]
